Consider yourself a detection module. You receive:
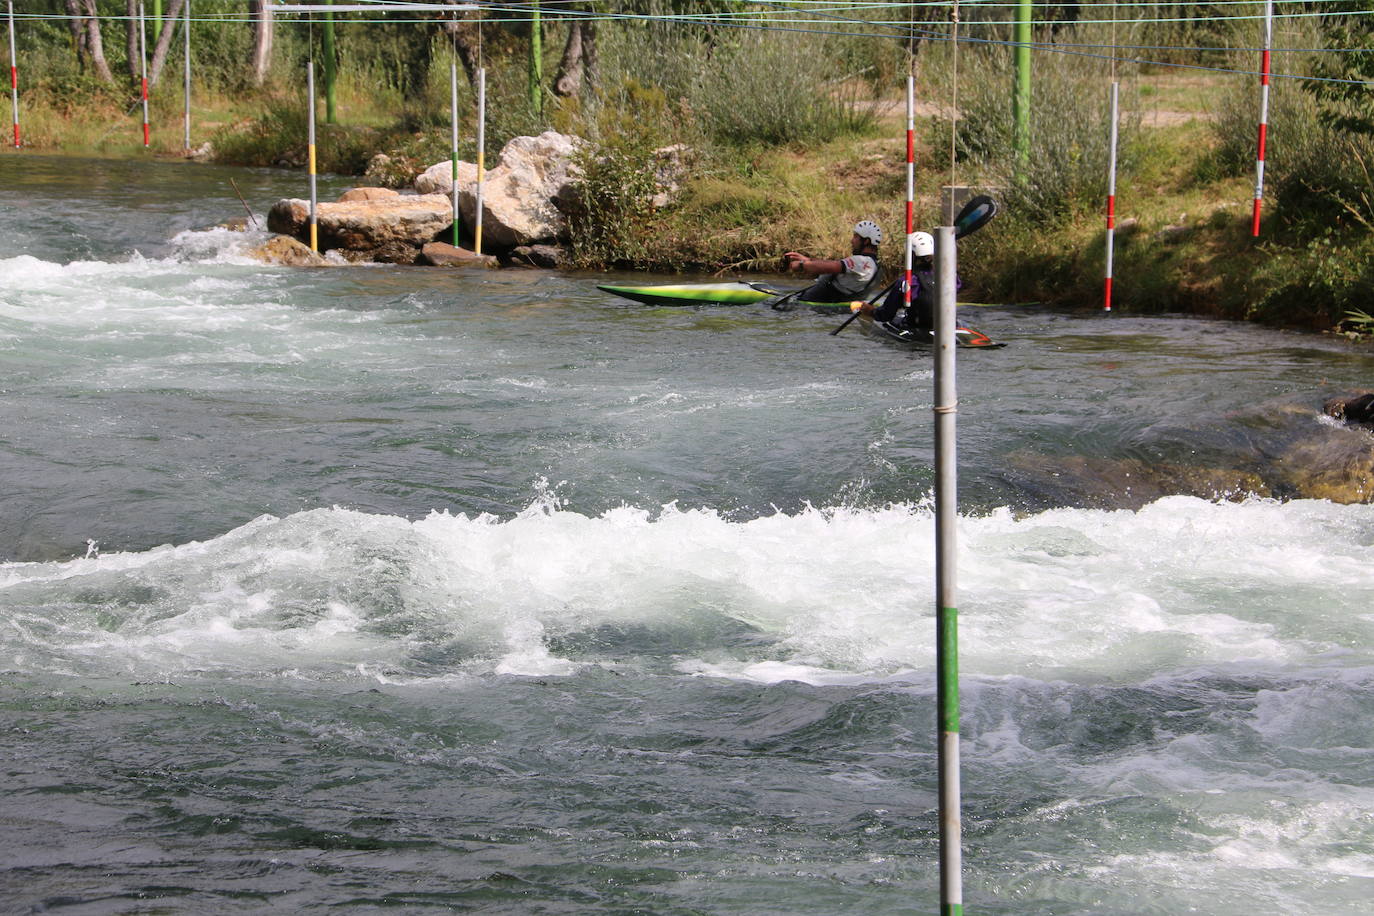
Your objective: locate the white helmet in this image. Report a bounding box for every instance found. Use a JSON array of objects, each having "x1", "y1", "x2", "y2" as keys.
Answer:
[
  {"x1": 853, "y1": 220, "x2": 883, "y2": 245},
  {"x1": 909, "y1": 231, "x2": 934, "y2": 258}
]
